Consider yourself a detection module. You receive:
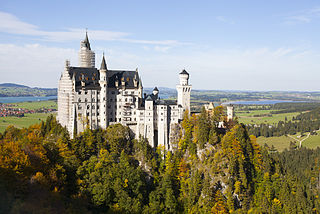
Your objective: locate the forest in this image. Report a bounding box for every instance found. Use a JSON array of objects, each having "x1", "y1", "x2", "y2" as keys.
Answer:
[
  {"x1": 0, "y1": 107, "x2": 320, "y2": 213},
  {"x1": 247, "y1": 106, "x2": 320, "y2": 137}
]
